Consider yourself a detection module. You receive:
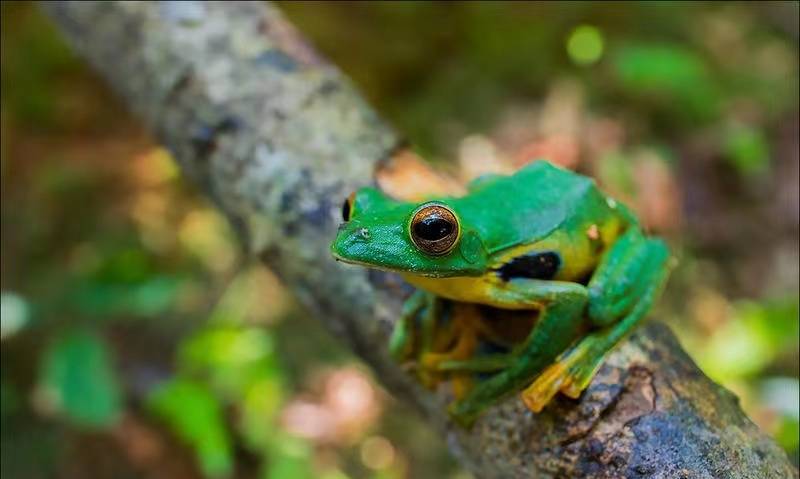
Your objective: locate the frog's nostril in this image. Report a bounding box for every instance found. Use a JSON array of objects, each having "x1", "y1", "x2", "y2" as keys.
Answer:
[{"x1": 358, "y1": 227, "x2": 371, "y2": 240}]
